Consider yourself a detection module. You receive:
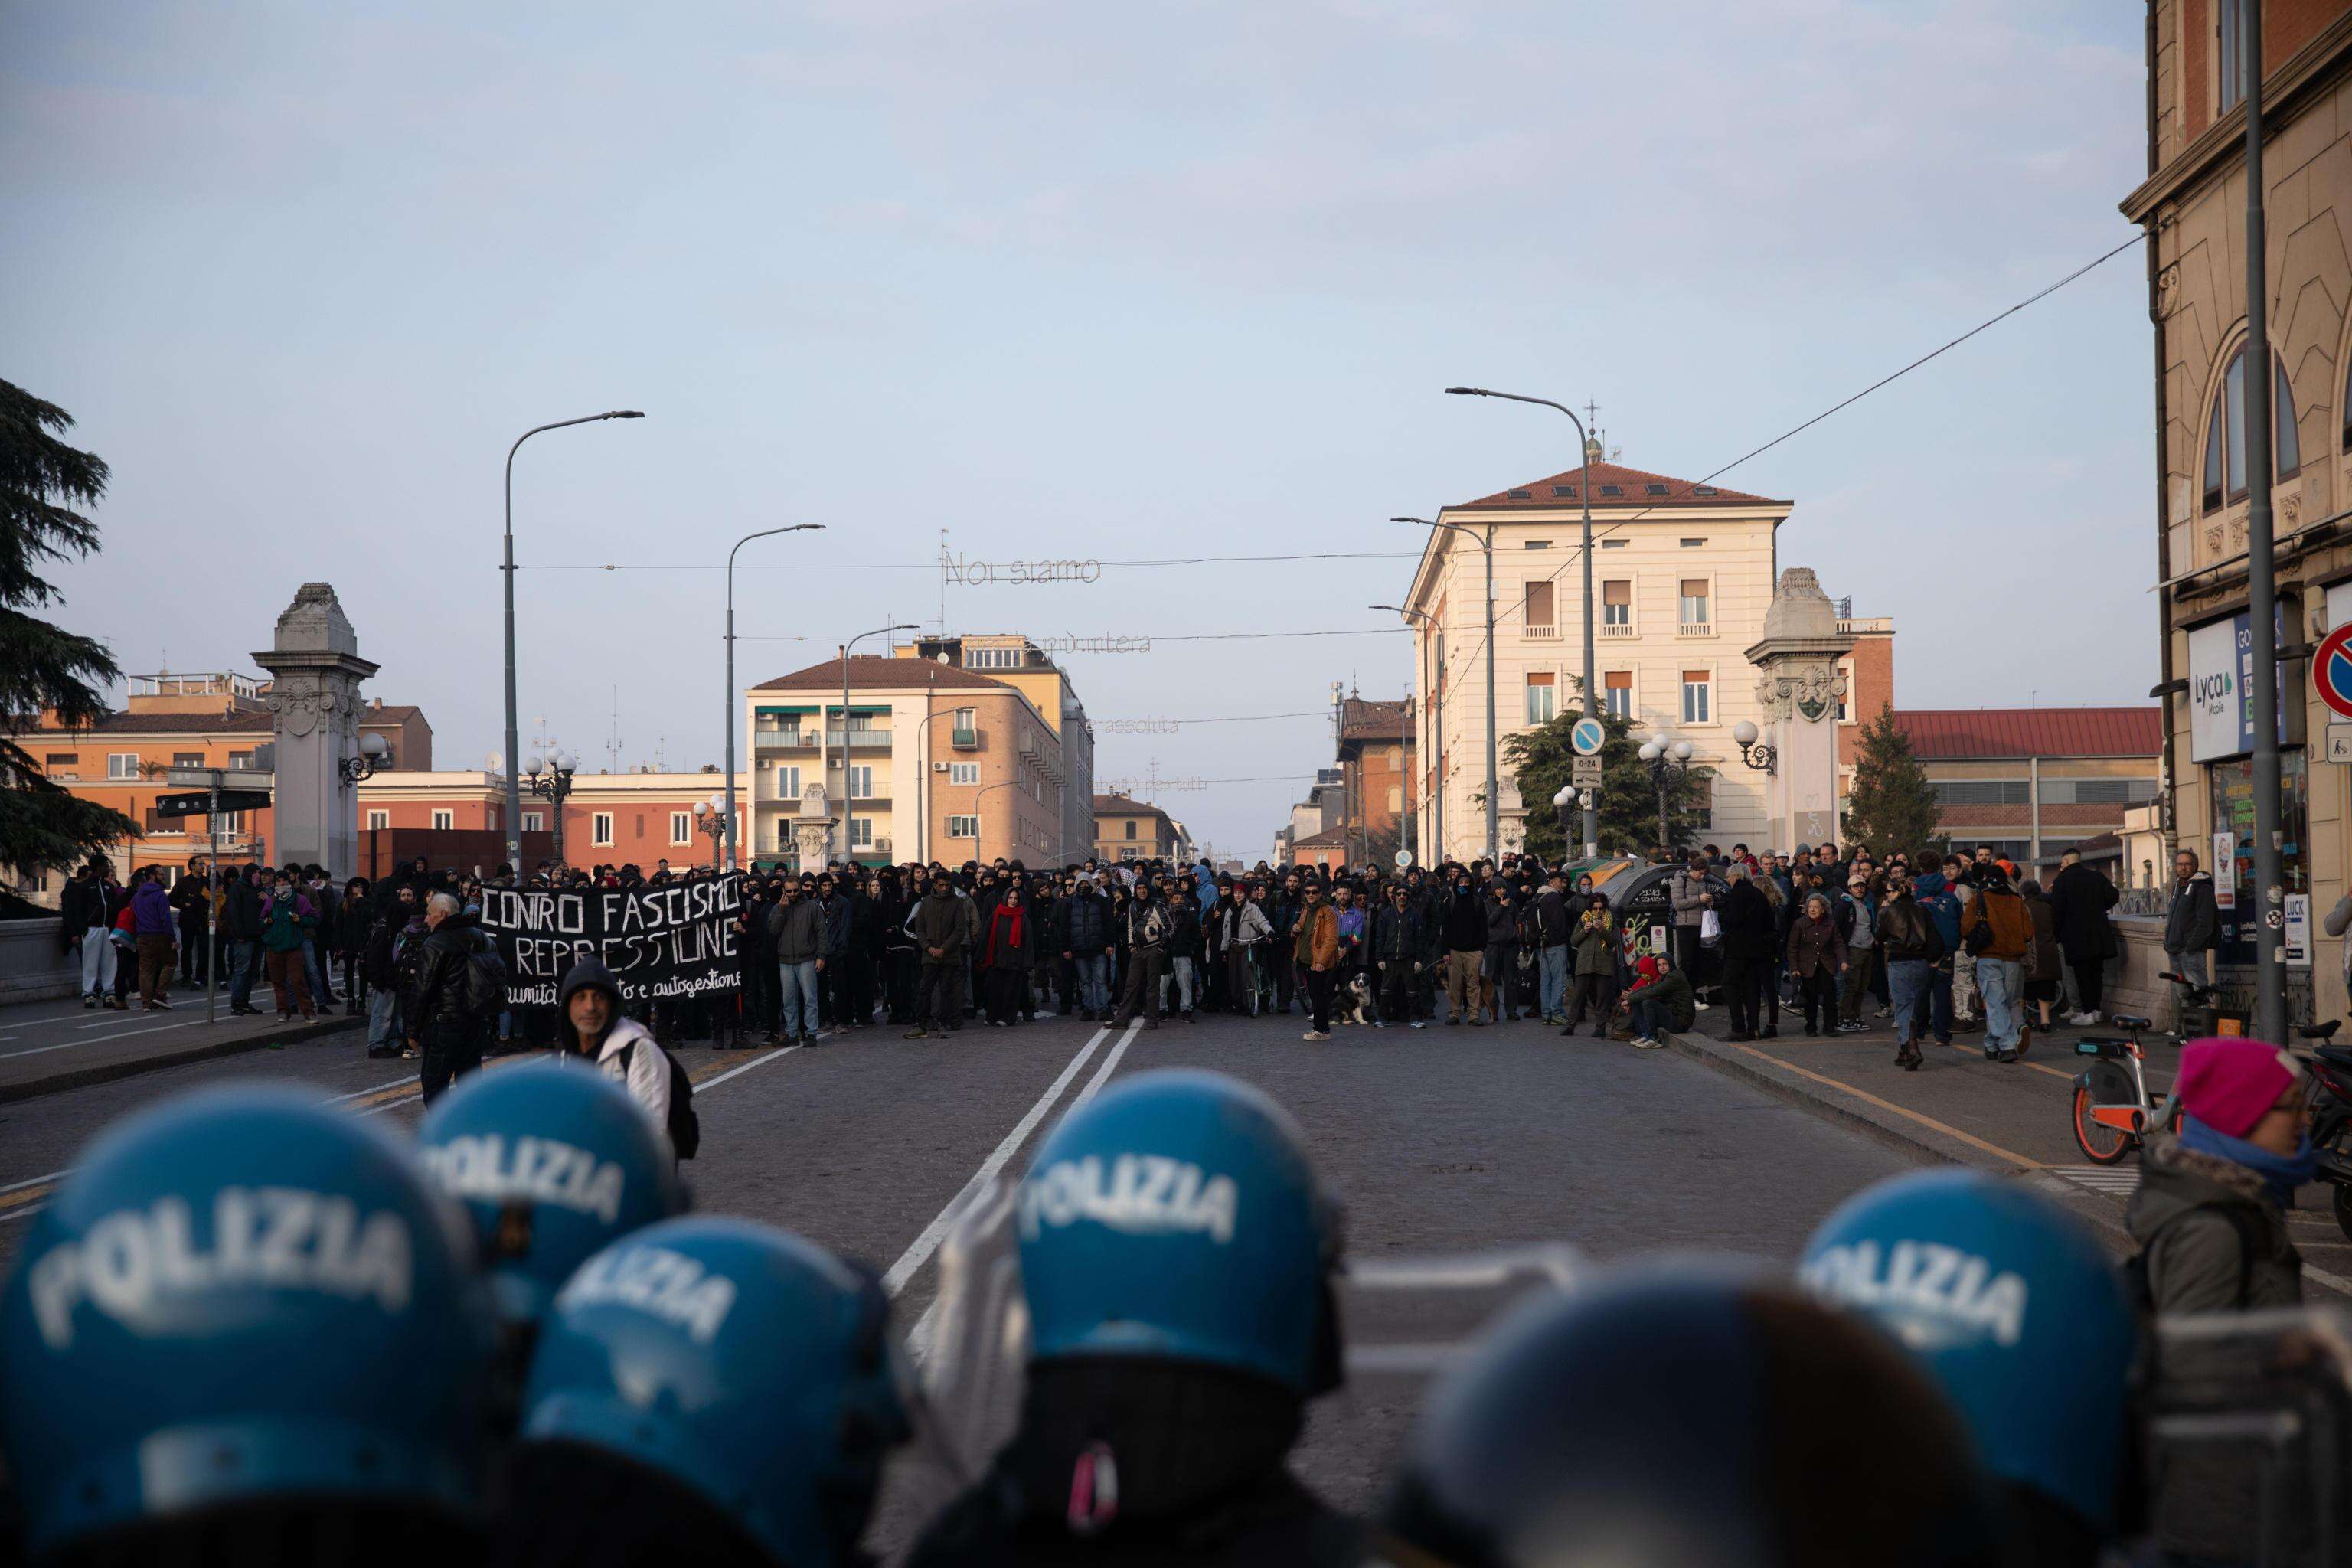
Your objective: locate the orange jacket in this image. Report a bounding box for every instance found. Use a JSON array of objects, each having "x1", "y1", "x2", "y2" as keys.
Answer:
[{"x1": 1294, "y1": 905, "x2": 1340, "y2": 972}]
